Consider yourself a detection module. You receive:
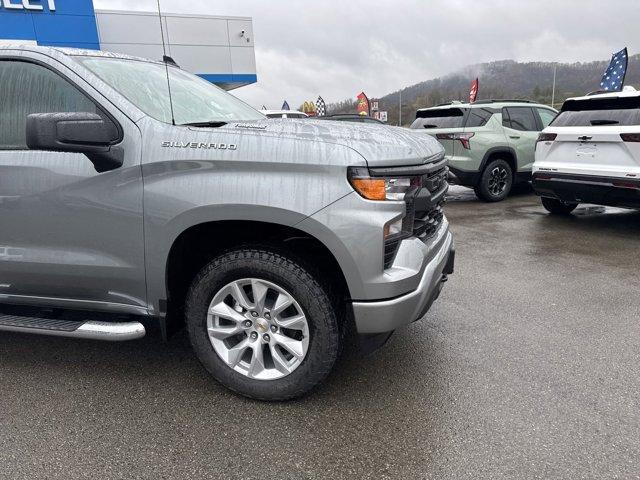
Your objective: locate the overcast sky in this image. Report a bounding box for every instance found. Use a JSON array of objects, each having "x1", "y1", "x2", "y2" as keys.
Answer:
[{"x1": 94, "y1": 0, "x2": 640, "y2": 109}]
